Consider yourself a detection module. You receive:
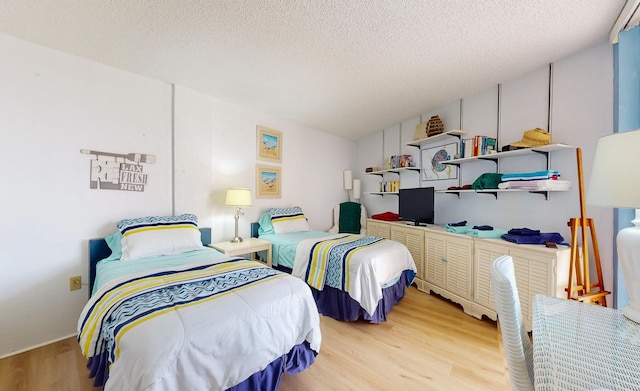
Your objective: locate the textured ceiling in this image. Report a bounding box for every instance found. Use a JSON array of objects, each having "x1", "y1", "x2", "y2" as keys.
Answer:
[{"x1": 0, "y1": 1, "x2": 625, "y2": 140}]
